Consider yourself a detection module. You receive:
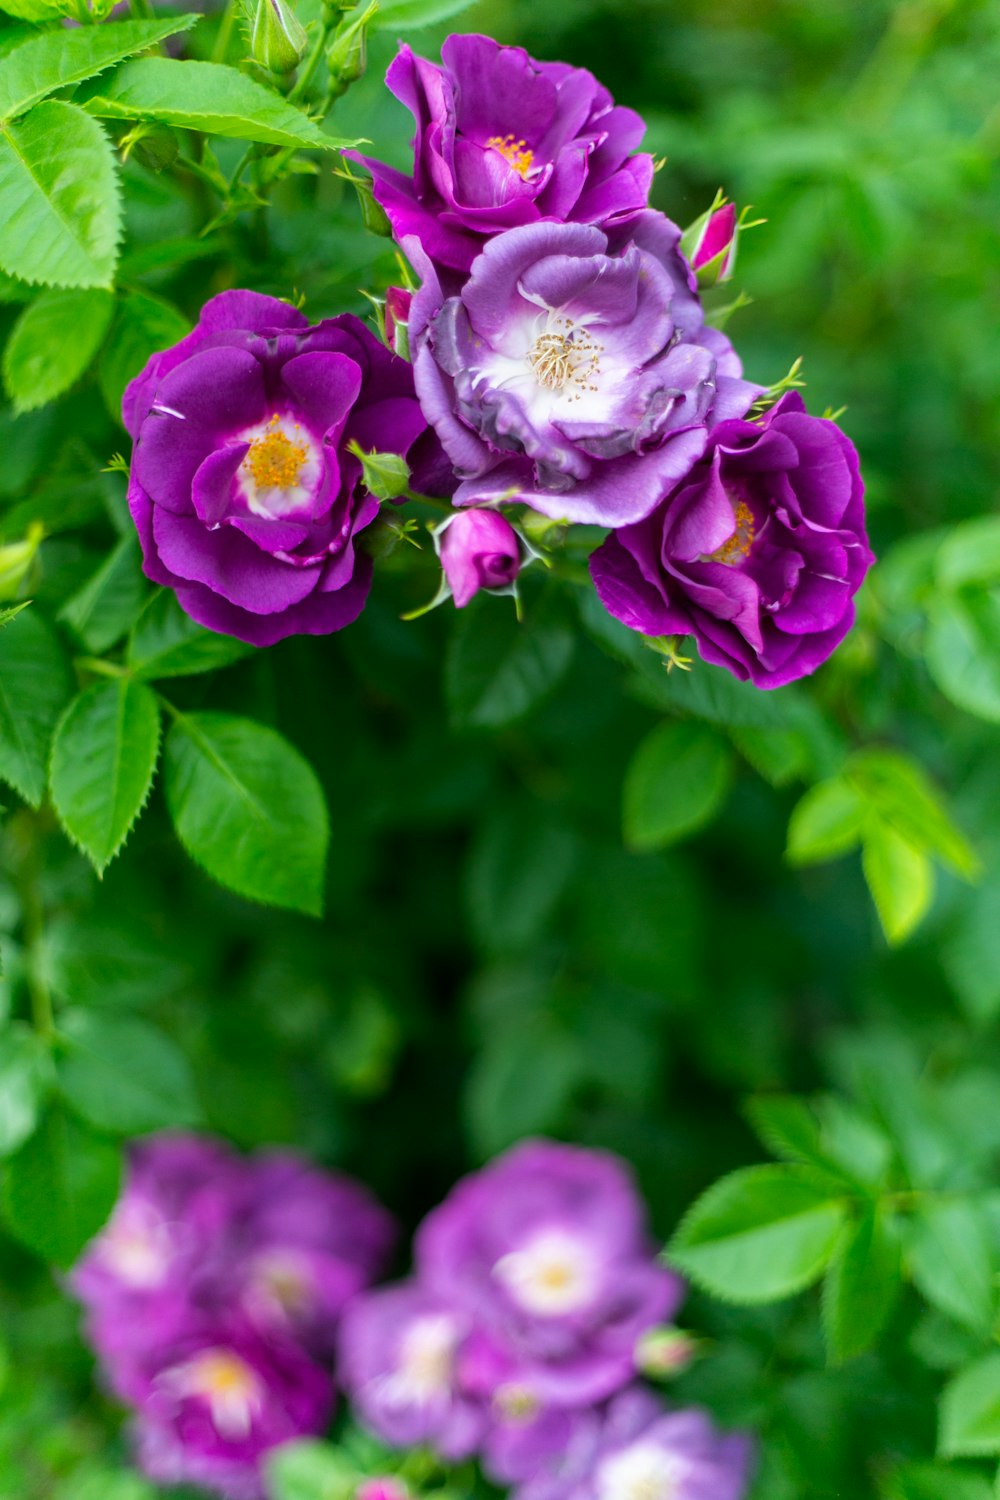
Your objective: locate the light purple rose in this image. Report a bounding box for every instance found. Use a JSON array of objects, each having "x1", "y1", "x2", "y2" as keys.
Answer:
[
  {"x1": 338, "y1": 1281, "x2": 486, "y2": 1460},
  {"x1": 511, "y1": 1387, "x2": 753, "y2": 1500},
  {"x1": 410, "y1": 214, "x2": 760, "y2": 528},
  {"x1": 124, "y1": 289, "x2": 442, "y2": 647},
  {"x1": 414, "y1": 1140, "x2": 683, "y2": 1411},
  {"x1": 129, "y1": 1324, "x2": 334, "y2": 1500},
  {"x1": 589, "y1": 391, "x2": 873, "y2": 688},
  {"x1": 437, "y1": 508, "x2": 523, "y2": 606},
  {"x1": 349, "y1": 33, "x2": 654, "y2": 276}
]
